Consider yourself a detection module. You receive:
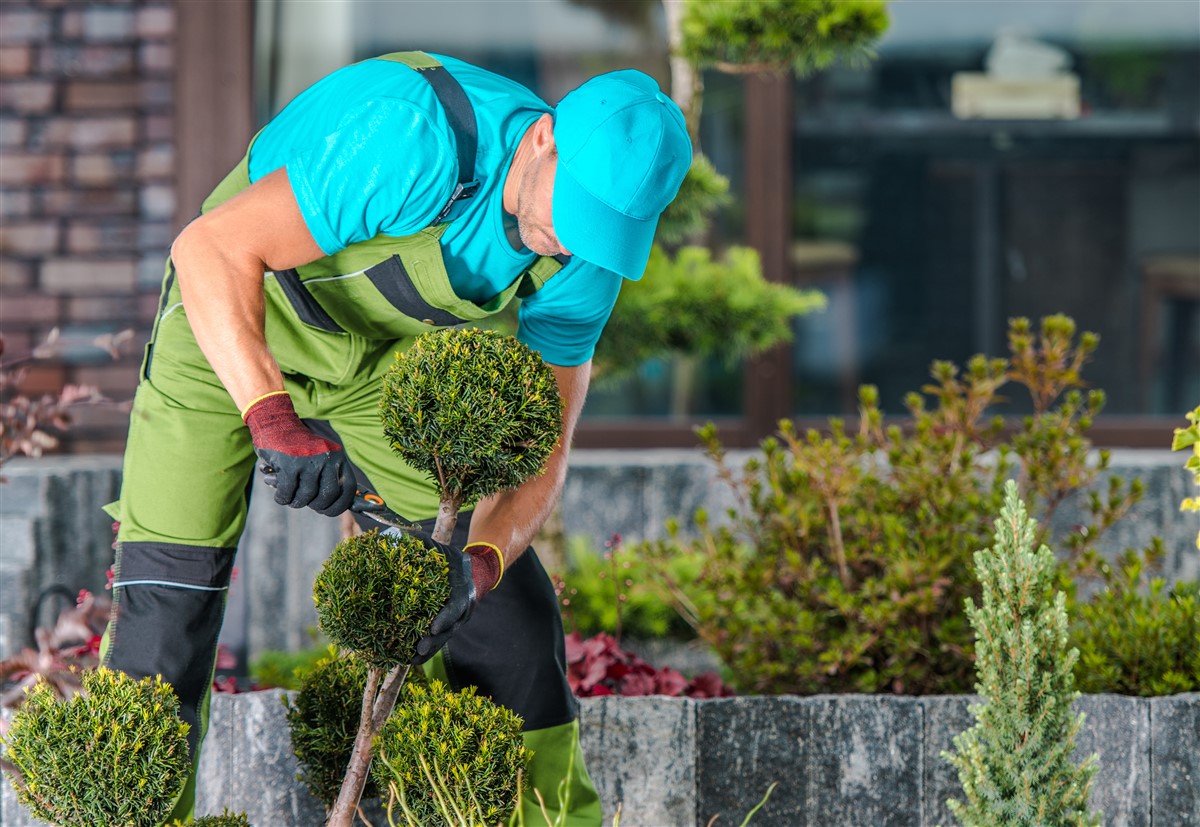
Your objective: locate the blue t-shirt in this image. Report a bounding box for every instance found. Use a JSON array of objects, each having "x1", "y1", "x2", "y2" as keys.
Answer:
[{"x1": 246, "y1": 54, "x2": 622, "y2": 367}]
